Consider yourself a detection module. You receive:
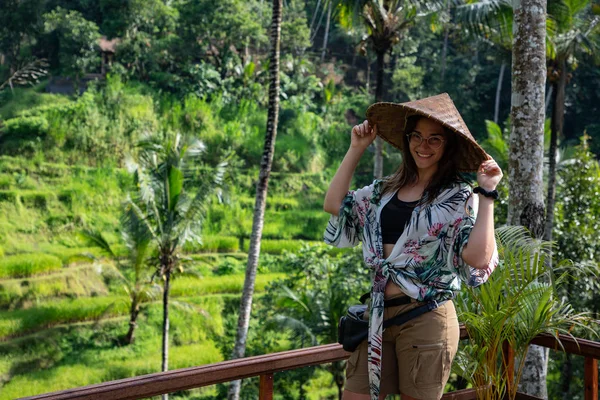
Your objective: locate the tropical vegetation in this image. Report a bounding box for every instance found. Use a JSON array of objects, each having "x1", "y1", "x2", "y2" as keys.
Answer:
[{"x1": 0, "y1": 0, "x2": 599, "y2": 399}]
